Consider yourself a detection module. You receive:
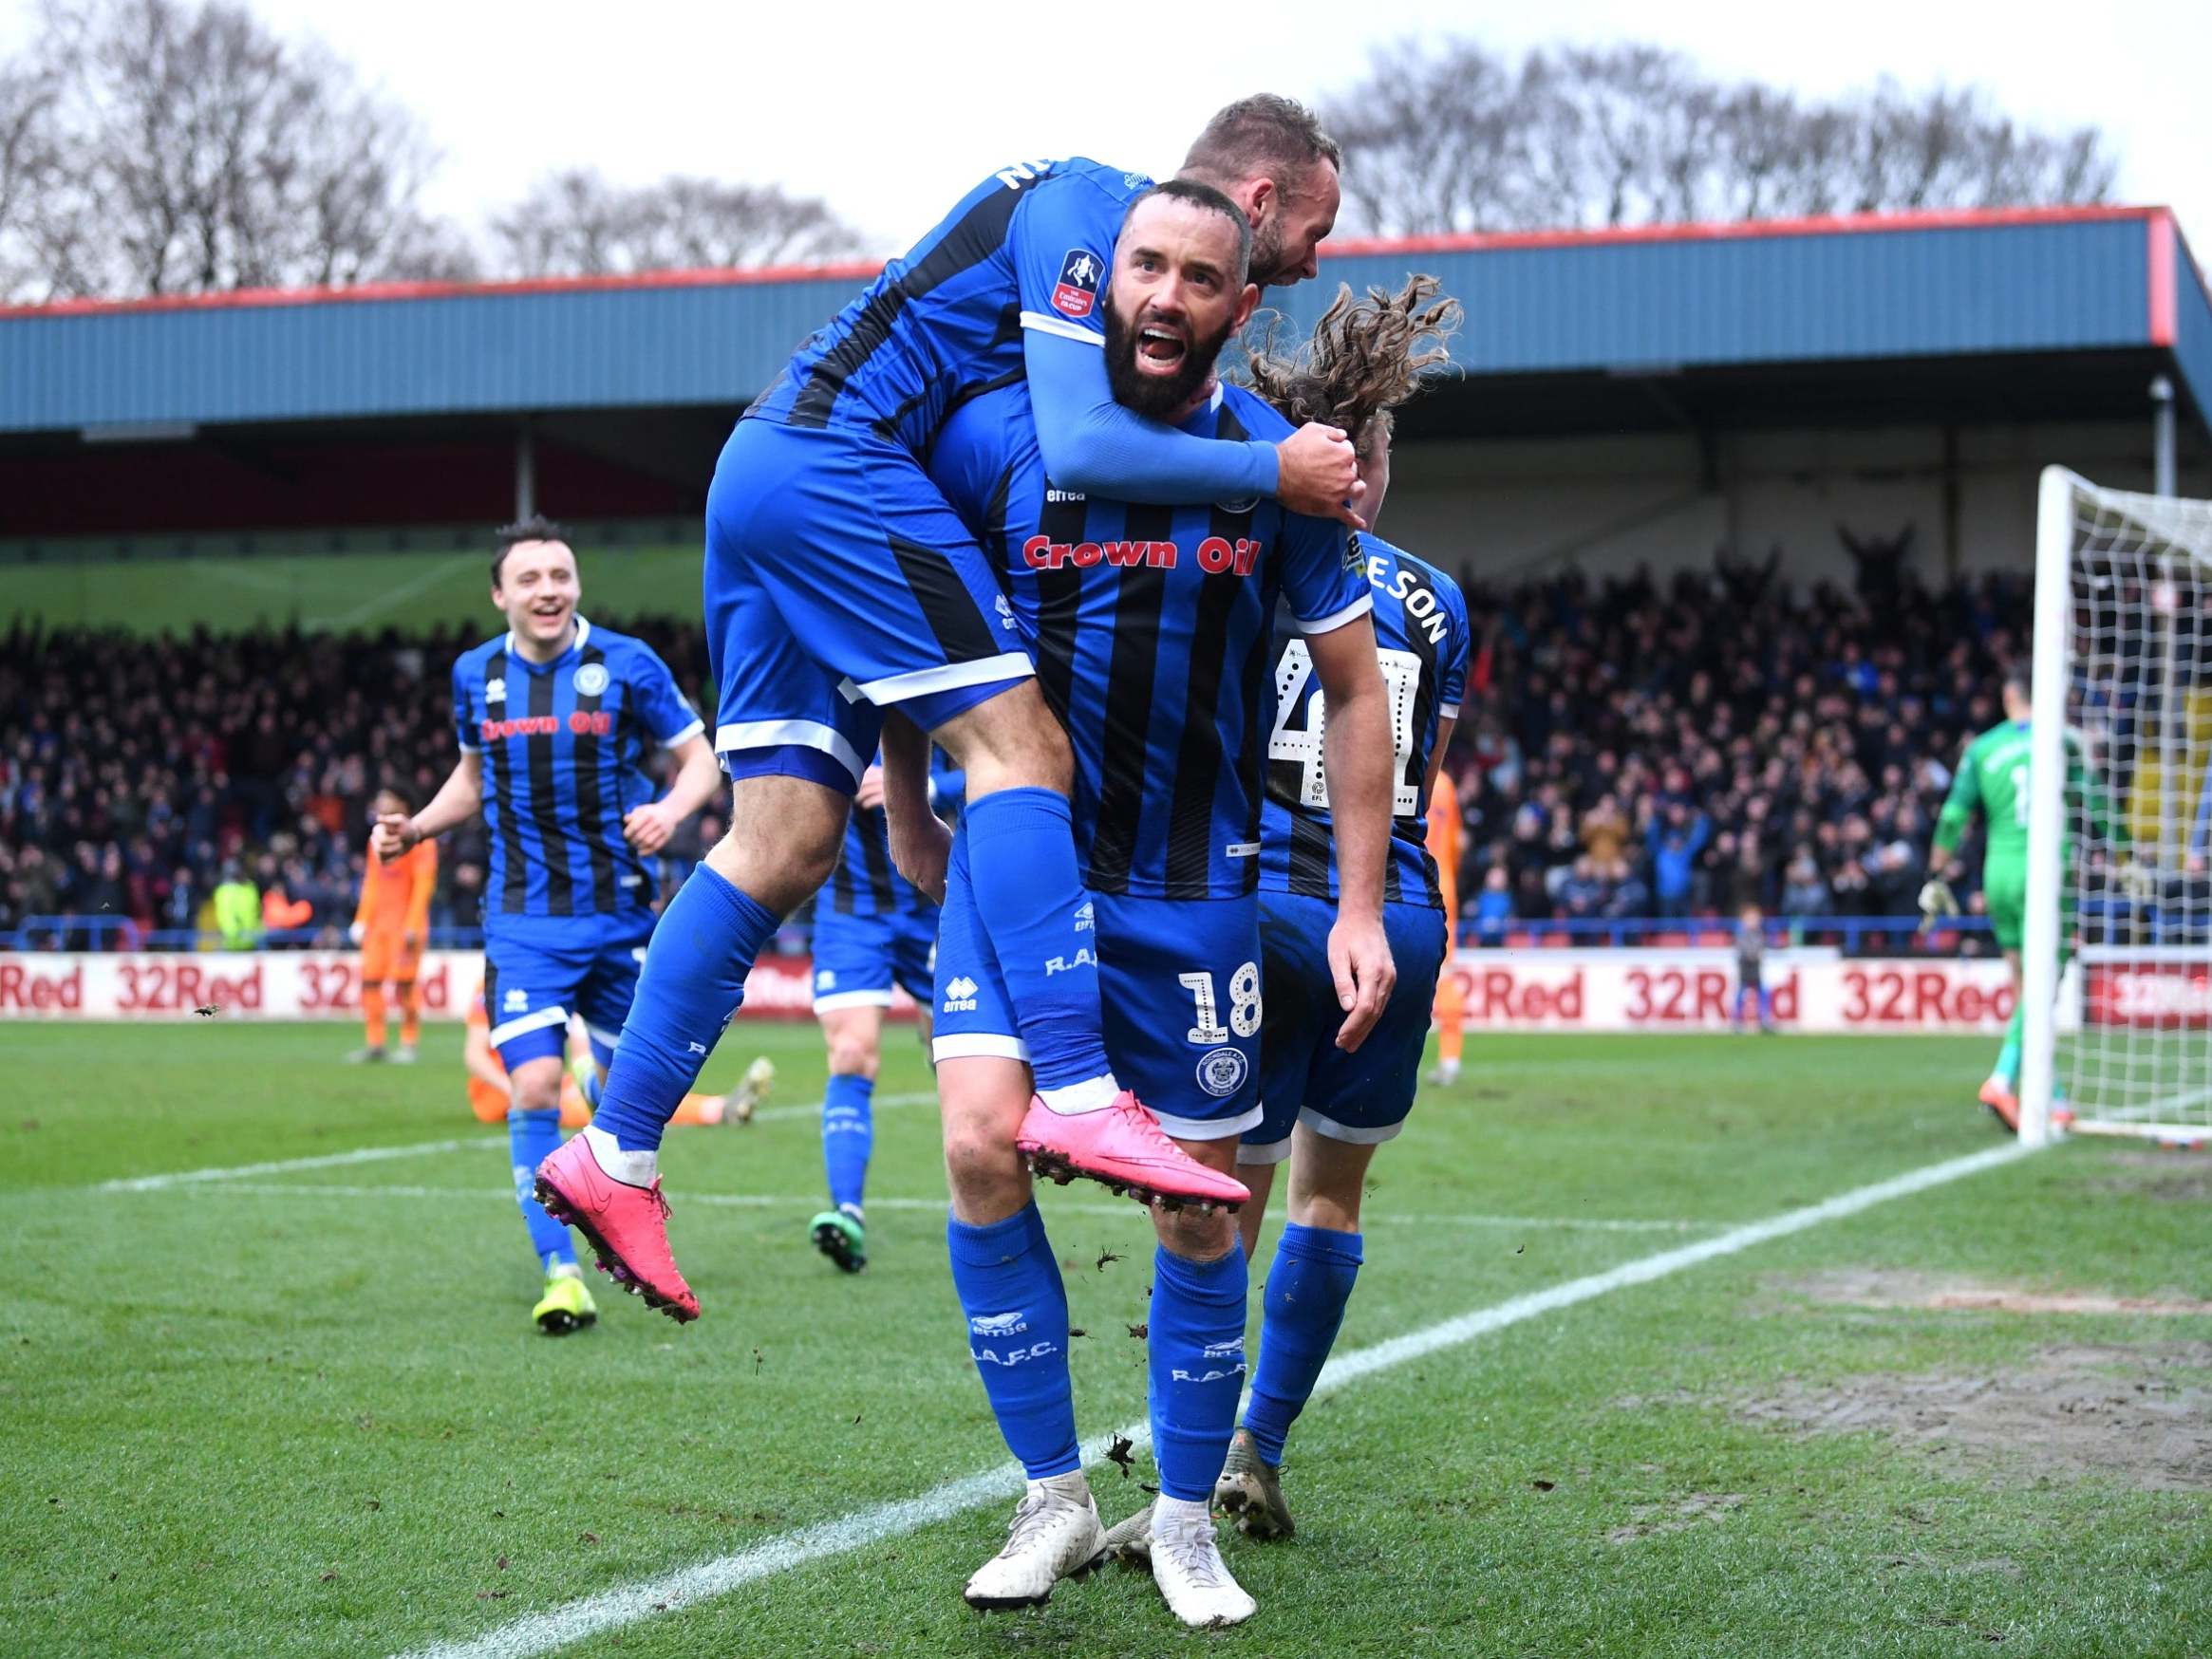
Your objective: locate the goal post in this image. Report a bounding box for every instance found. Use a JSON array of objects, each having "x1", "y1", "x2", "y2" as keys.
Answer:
[{"x1": 2023, "y1": 466, "x2": 2212, "y2": 1146}]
